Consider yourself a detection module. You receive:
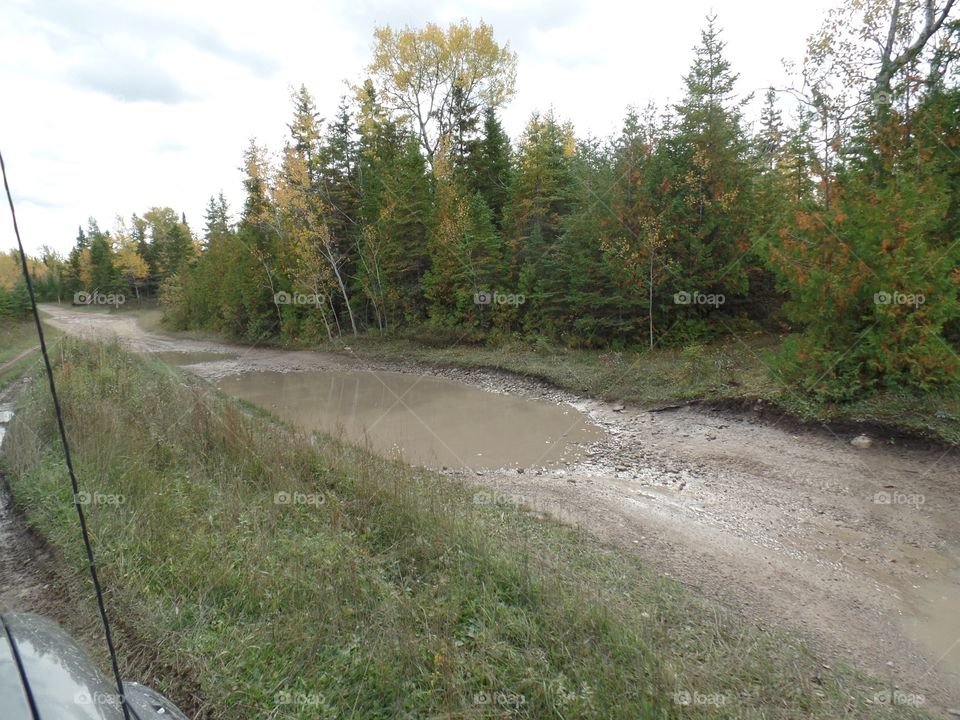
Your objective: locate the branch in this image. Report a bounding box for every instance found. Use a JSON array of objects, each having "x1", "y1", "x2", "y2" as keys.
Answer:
[{"x1": 877, "y1": 0, "x2": 956, "y2": 89}]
